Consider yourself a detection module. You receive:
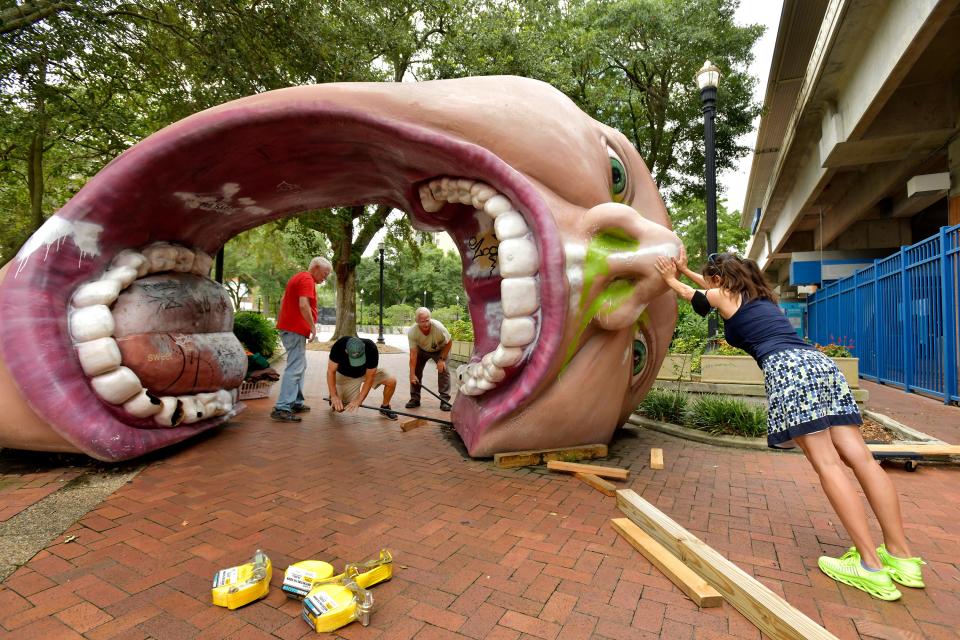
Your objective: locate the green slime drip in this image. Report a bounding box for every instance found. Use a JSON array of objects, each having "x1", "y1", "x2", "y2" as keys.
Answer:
[{"x1": 560, "y1": 229, "x2": 640, "y2": 374}]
